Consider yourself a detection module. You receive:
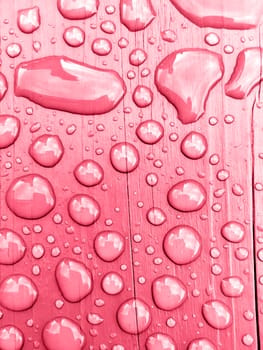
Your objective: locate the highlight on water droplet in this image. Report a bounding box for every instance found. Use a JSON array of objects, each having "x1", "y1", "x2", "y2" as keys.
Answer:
[
  {"x1": 110, "y1": 142, "x2": 139, "y2": 173},
  {"x1": 202, "y1": 300, "x2": 232, "y2": 329},
  {"x1": 94, "y1": 231, "x2": 125, "y2": 262},
  {"x1": 220, "y1": 276, "x2": 245, "y2": 297},
  {"x1": 187, "y1": 338, "x2": 216, "y2": 350},
  {"x1": 0, "y1": 274, "x2": 38, "y2": 311},
  {"x1": 163, "y1": 225, "x2": 202, "y2": 265},
  {"x1": 63, "y1": 26, "x2": 85, "y2": 47},
  {"x1": 167, "y1": 179, "x2": 207, "y2": 212},
  {"x1": 101, "y1": 272, "x2": 124, "y2": 295},
  {"x1": 0, "y1": 325, "x2": 24, "y2": 350},
  {"x1": 136, "y1": 120, "x2": 164, "y2": 144},
  {"x1": 155, "y1": 49, "x2": 224, "y2": 124},
  {"x1": 0, "y1": 229, "x2": 26, "y2": 265},
  {"x1": 57, "y1": 0, "x2": 99, "y2": 20},
  {"x1": 180, "y1": 131, "x2": 208, "y2": 159},
  {"x1": 221, "y1": 221, "x2": 245, "y2": 243},
  {"x1": 29, "y1": 134, "x2": 64, "y2": 167},
  {"x1": 0, "y1": 115, "x2": 20, "y2": 148},
  {"x1": 68, "y1": 194, "x2": 100, "y2": 226},
  {"x1": 17, "y1": 6, "x2": 40, "y2": 33},
  {"x1": 145, "y1": 333, "x2": 176, "y2": 350},
  {"x1": 117, "y1": 298, "x2": 151, "y2": 334},
  {"x1": 55, "y1": 258, "x2": 93, "y2": 302},
  {"x1": 6, "y1": 174, "x2": 56, "y2": 219},
  {"x1": 74, "y1": 159, "x2": 104, "y2": 187},
  {"x1": 152, "y1": 275, "x2": 187, "y2": 310},
  {"x1": 42, "y1": 317, "x2": 86, "y2": 350}
]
